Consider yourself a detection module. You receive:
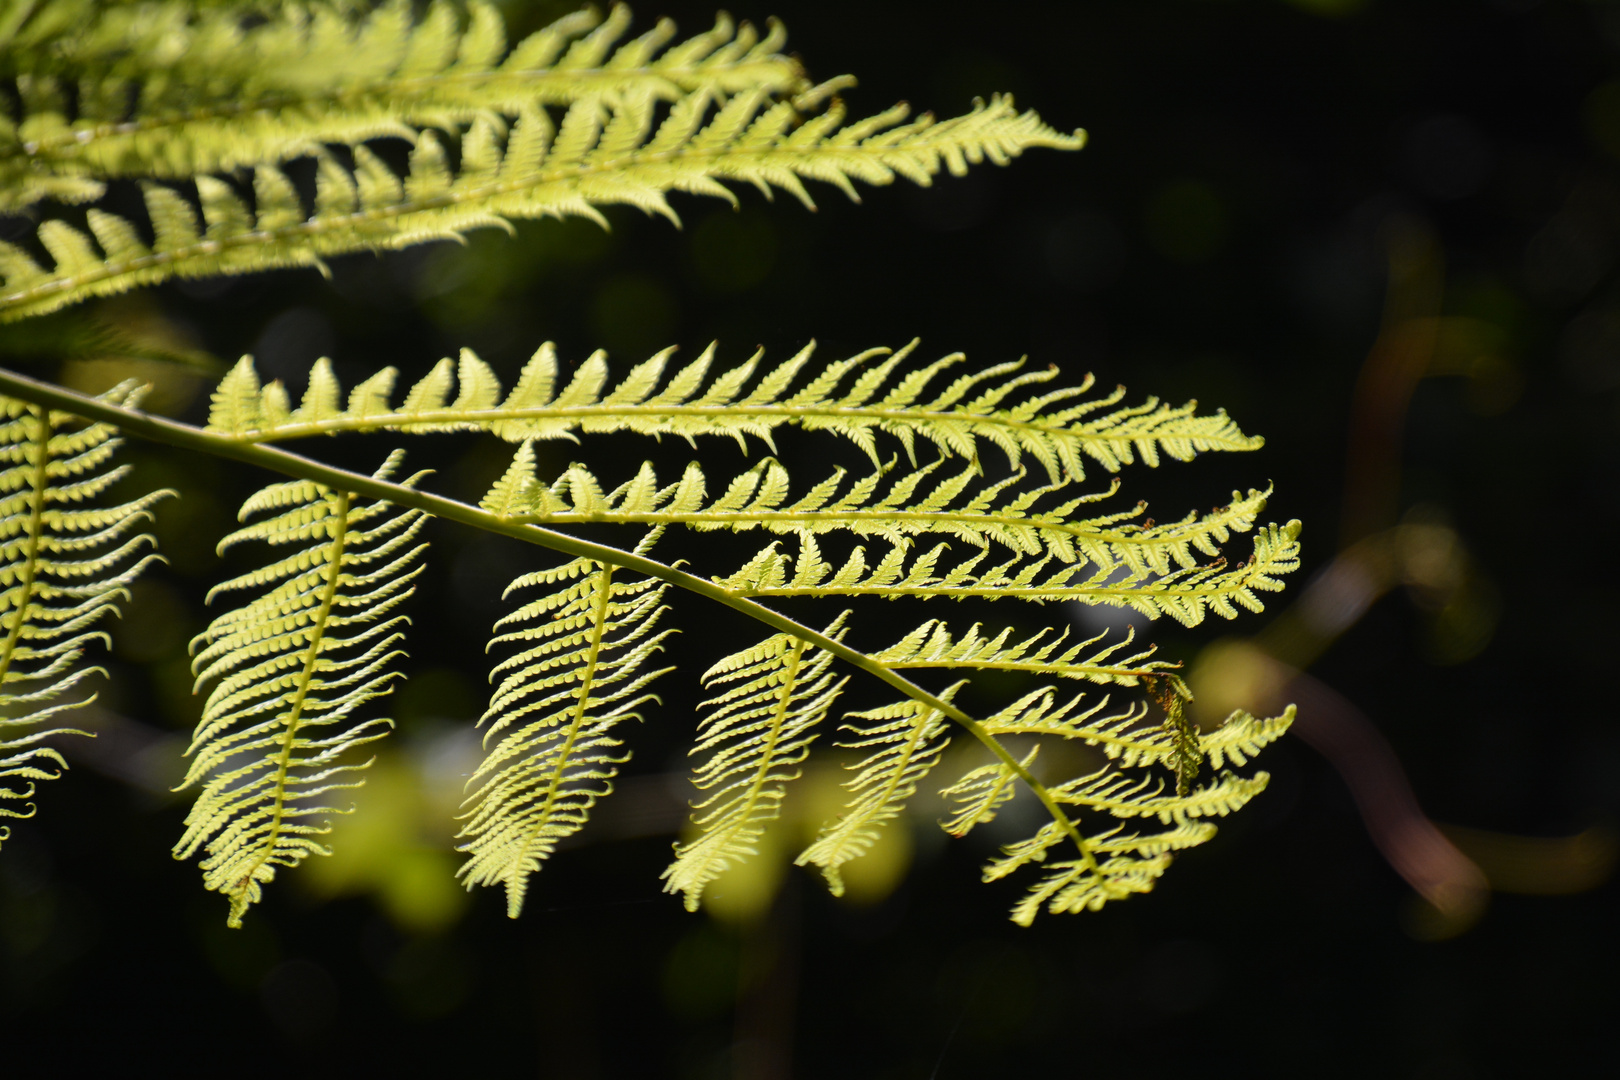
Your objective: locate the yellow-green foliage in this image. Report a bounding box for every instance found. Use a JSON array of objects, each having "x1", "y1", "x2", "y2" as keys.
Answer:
[
  {"x1": 0, "y1": 0, "x2": 1080, "y2": 319},
  {"x1": 664, "y1": 615, "x2": 849, "y2": 910},
  {"x1": 205, "y1": 341, "x2": 1261, "y2": 481},
  {"x1": 0, "y1": 1, "x2": 807, "y2": 211},
  {"x1": 174, "y1": 450, "x2": 427, "y2": 927},
  {"x1": 0, "y1": 383, "x2": 168, "y2": 847},
  {"x1": 0, "y1": 0, "x2": 1301, "y2": 928},
  {"x1": 458, "y1": 541, "x2": 674, "y2": 917}
]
